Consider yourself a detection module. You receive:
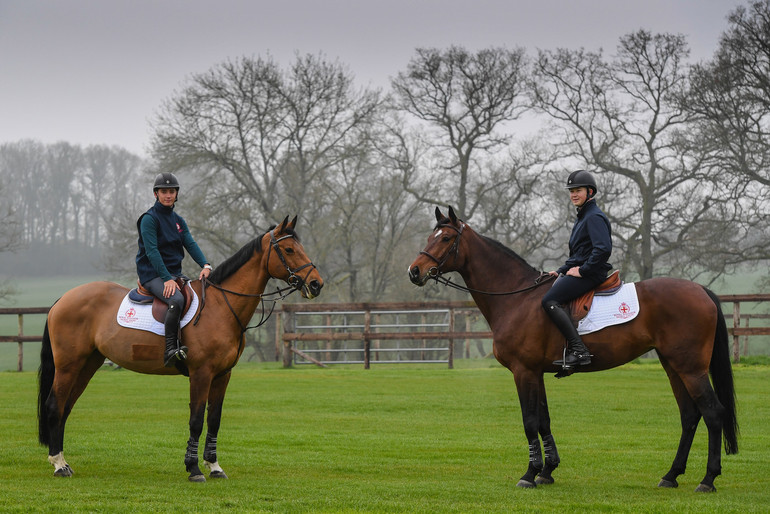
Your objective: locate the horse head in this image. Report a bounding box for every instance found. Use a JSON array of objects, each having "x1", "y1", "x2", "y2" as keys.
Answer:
[
  {"x1": 408, "y1": 206, "x2": 465, "y2": 286},
  {"x1": 266, "y1": 215, "x2": 324, "y2": 299}
]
